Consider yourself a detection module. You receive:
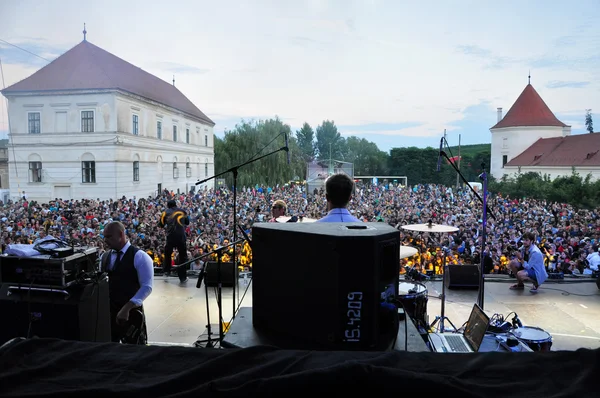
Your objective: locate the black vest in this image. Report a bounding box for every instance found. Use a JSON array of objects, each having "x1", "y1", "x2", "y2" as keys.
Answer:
[{"x1": 103, "y1": 246, "x2": 141, "y2": 310}]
